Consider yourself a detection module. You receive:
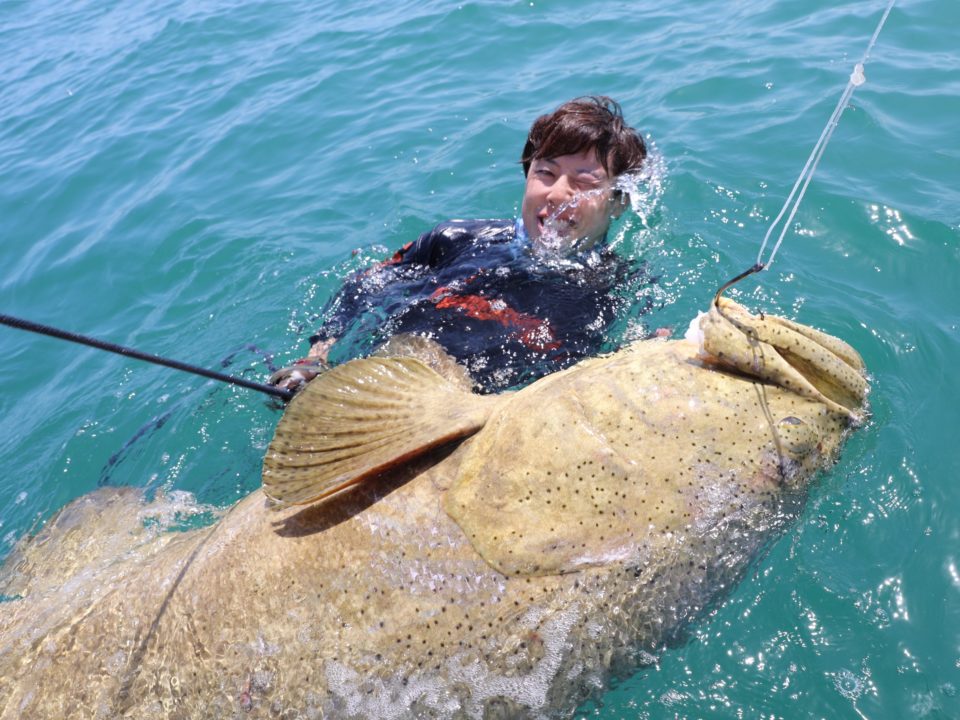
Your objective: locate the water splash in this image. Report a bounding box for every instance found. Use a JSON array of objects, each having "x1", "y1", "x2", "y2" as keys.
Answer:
[
  {"x1": 532, "y1": 143, "x2": 666, "y2": 264},
  {"x1": 532, "y1": 186, "x2": 613, "y2": 261},
  {"x1": 615, "y1": 143, "x2": 666, "y2": 228}
]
